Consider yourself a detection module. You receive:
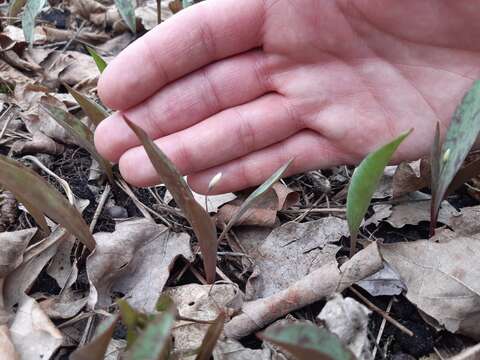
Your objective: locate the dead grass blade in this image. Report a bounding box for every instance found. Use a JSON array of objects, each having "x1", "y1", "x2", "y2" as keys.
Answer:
[
  {"x1": 218, "y1": 159, "x2": 293, "y2": 241},
  {"x1": 124, "y1": 117, "x2": 217, "y2": 284},
  {"x1": 40, "y1": 102, "x2": 113, "y2": 182},
  {"x1": 0, "y1": 155, "x2": 95, "y2": 250},
  {"x1": 64, "y1": 84, "x2": 109, "y2": 127}
]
